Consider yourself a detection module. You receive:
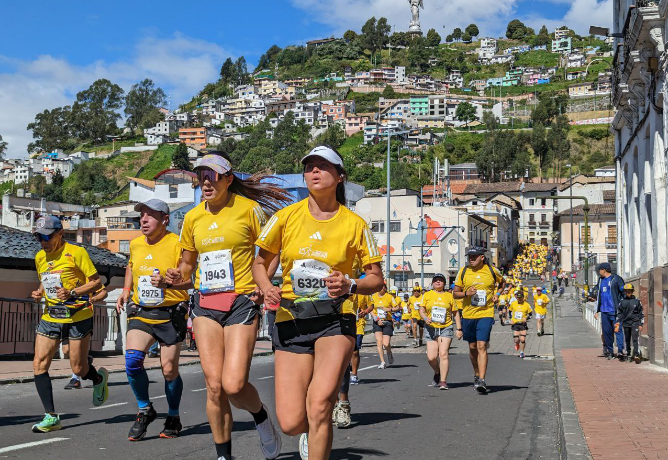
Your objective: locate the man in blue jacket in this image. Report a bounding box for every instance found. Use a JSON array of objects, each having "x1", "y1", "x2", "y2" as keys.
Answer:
[{"x1": 591, "y1": 263, "x2": 625, "y2": 359}]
